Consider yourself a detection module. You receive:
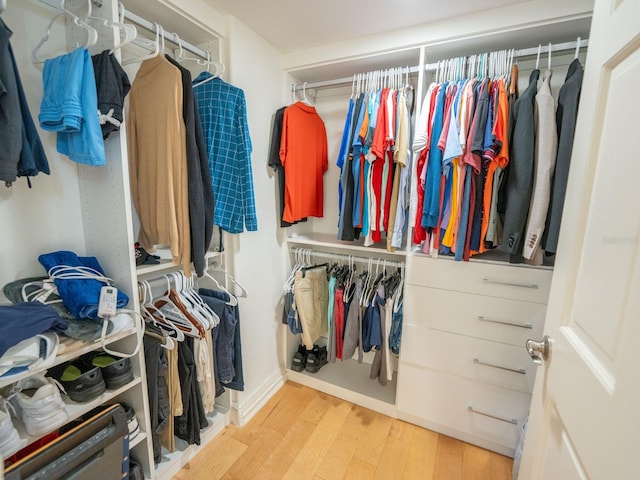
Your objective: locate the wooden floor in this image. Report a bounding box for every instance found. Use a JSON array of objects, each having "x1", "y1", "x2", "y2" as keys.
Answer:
[{"x1": 174, "y1": 382, "x2": 513, "y2": 480}]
